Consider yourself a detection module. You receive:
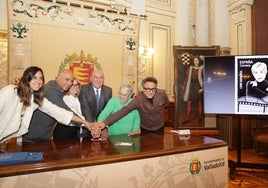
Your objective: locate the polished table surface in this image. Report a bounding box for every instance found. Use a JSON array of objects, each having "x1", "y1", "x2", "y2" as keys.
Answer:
[{"x1": 0, "y1": 131, "x2": 226, "y2": 177}]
